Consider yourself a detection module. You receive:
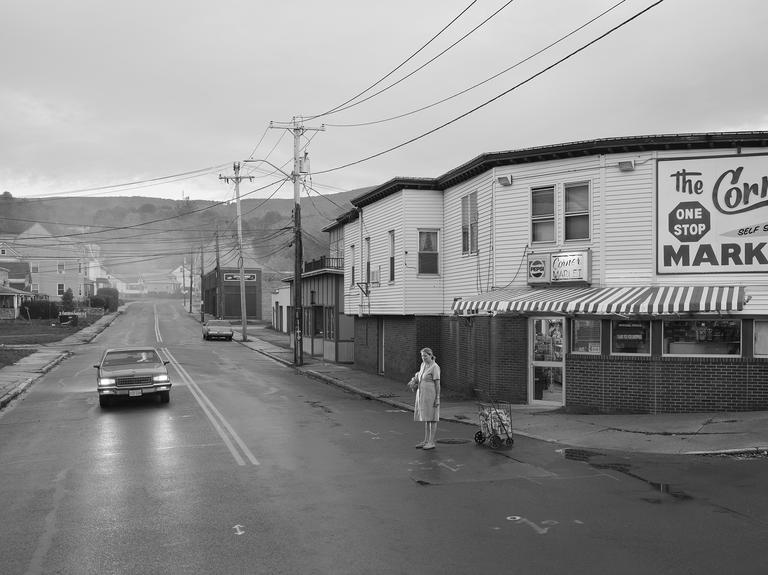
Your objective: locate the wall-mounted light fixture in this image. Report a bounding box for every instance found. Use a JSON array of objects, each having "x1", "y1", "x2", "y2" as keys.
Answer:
[
  {"x1": 617, "y1": 160, "x2": 635, "y2": 172},
  {"x1": 497, "y1": 175, "x2": 513, "y2": 186}
]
